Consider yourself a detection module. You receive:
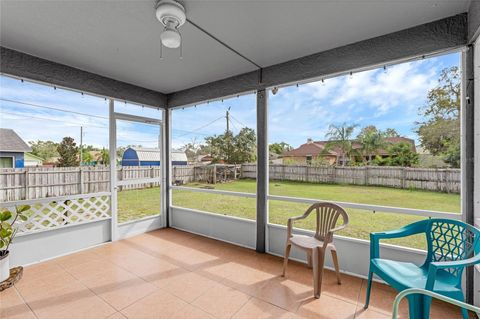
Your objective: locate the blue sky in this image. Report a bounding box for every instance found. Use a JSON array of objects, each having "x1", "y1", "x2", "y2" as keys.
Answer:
[
  {"x1": 0, "y1": 51, "x2": 460, "y2": 150},
  {"x1": 173, "y1": 51, "x2": 460, "y2": 148}
]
